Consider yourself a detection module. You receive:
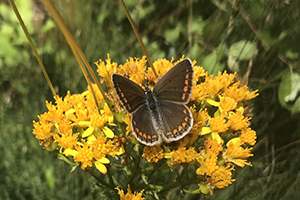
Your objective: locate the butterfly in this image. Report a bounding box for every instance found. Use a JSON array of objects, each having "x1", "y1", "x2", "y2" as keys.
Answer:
[{"x1": 111, "y1": 58, "x2": 194, "y2": 146}]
